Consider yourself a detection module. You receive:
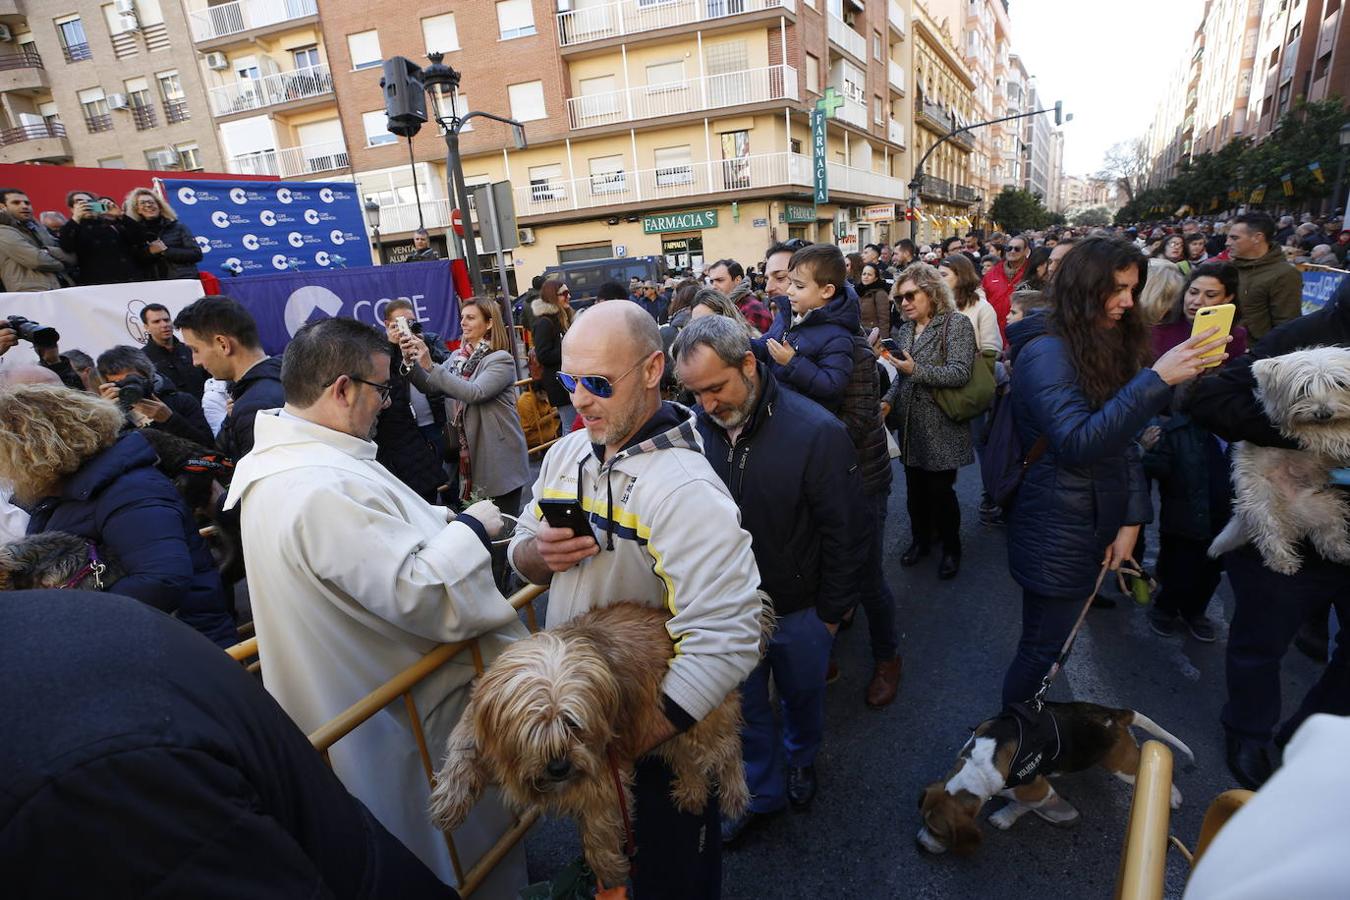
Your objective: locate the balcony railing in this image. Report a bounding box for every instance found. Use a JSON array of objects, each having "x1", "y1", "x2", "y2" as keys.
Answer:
[
  {"x1": 377, "y1": 197, "x2": 453, "y2": 235},
  {"x1": 513, "y1": 151, "x2": 813, "y2": 217},
  {"x1": 835, "y1": 92, "x2": 867, "y2": 129},
  {"x1": 131, "y1": 103, "x2": 157, "y2": 130},
  {"x1": 61, "y1": 42, "x2": 92, "y2": 63},
  {"x1": 209, "y1": 64, "x2": 333, "y2": 116},
  {"x1": 0, "y1": 50, "x2": 43, "y2": 71},
  {"x1": 827, "y1": 14, "x2": 866, "y2": 60},
  {"x1": 558, "y1": 0, "x2": 795, "y2": 46},
  {"x1": 888, "y1": 60, "x2": 905, "y2": 93},
  {"x1": 165, "y1": 99, "x2": 191, "y2": 123},
  {"x1": 828, "y1": 159, "x2": 908, "y2": 200},
  {"x1": 888, "y1": 118, "x2": 905, "y2": 146},
  {"x1": 227, "y1": 139, "x2": 351, "y2": 178},
  {"x1": 84, "y1": 113, "x2": 113, "y2": 133},
  {"x1": 566, "y1": 64, "x2": 796, "y2": 129},
  {"x1": 888, "y1": 1, "x2": 906, "y2": 34},
  {"x1": 918, "y1": 174, "x2": 979, "y2": 205},
  {"x1": 916, "y1": 95, "x2": 974, "y2": 148},
  {"x1": 189, "y1": 0, "x2": 318, "y2": 43},
  {"x1": 0, "y1": 121, "x2": 67, "y2": 146}
]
